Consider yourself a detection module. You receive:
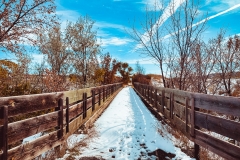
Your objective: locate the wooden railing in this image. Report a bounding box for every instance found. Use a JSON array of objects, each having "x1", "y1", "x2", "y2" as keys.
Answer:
[
  {"x1": 134, "y1": 82, "x2": 240, "y2": 160},
  {"x1": 0, "y1": 83, "x2": 123, "y2": 160}
]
